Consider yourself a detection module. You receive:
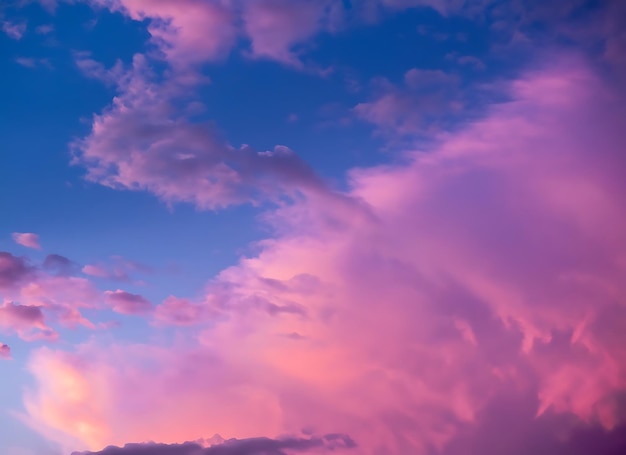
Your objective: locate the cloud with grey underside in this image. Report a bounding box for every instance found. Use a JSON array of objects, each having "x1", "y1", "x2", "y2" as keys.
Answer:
[{"x1": 72, "y1": 433, "x2": 356, "y2": 455}]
